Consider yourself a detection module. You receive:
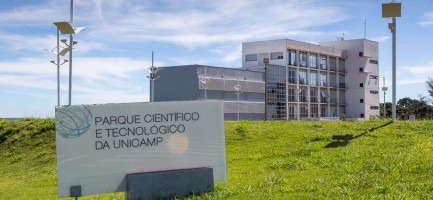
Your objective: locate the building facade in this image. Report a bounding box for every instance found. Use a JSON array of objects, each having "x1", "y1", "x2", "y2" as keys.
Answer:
[
  {"x1": 242, "y1": 38, "x2": 380, "y2": 120},
  {"x1": 153, "y1": 65, "x2": 265, "y2": 120}
]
